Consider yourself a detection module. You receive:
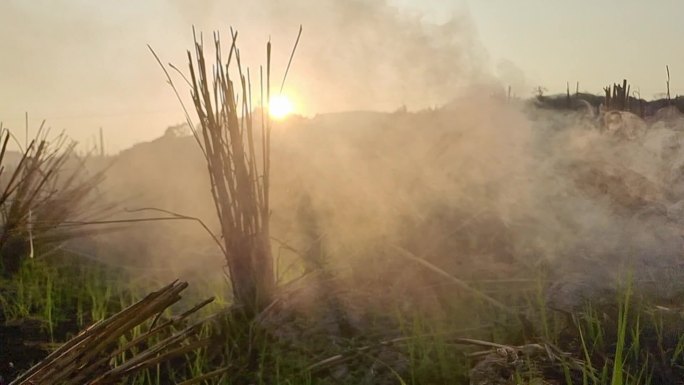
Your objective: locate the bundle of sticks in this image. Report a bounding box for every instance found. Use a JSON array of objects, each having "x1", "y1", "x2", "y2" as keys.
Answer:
[{"x1": 10, "y1": 281, "x2": 225, "y2": 385}]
